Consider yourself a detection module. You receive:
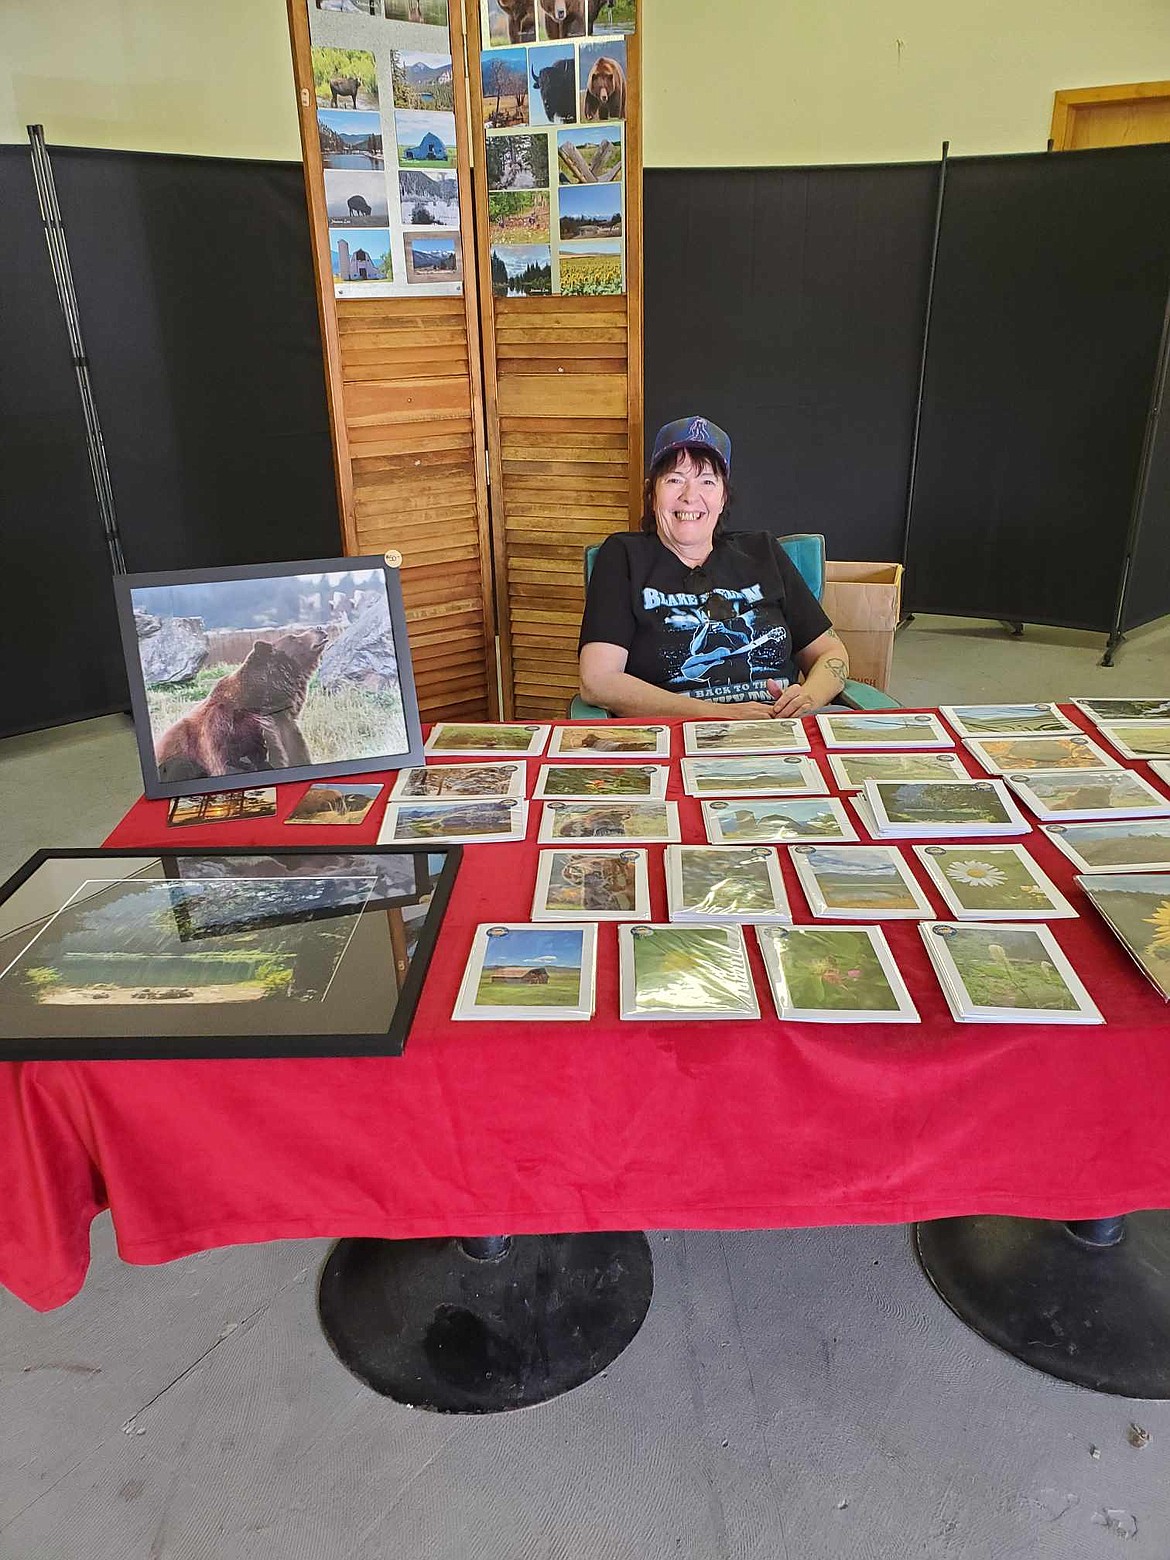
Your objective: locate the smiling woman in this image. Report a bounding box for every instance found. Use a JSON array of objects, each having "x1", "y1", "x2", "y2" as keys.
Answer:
[{"x1": 578, "y1": 417, "x2": 850, "y2": 719}]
